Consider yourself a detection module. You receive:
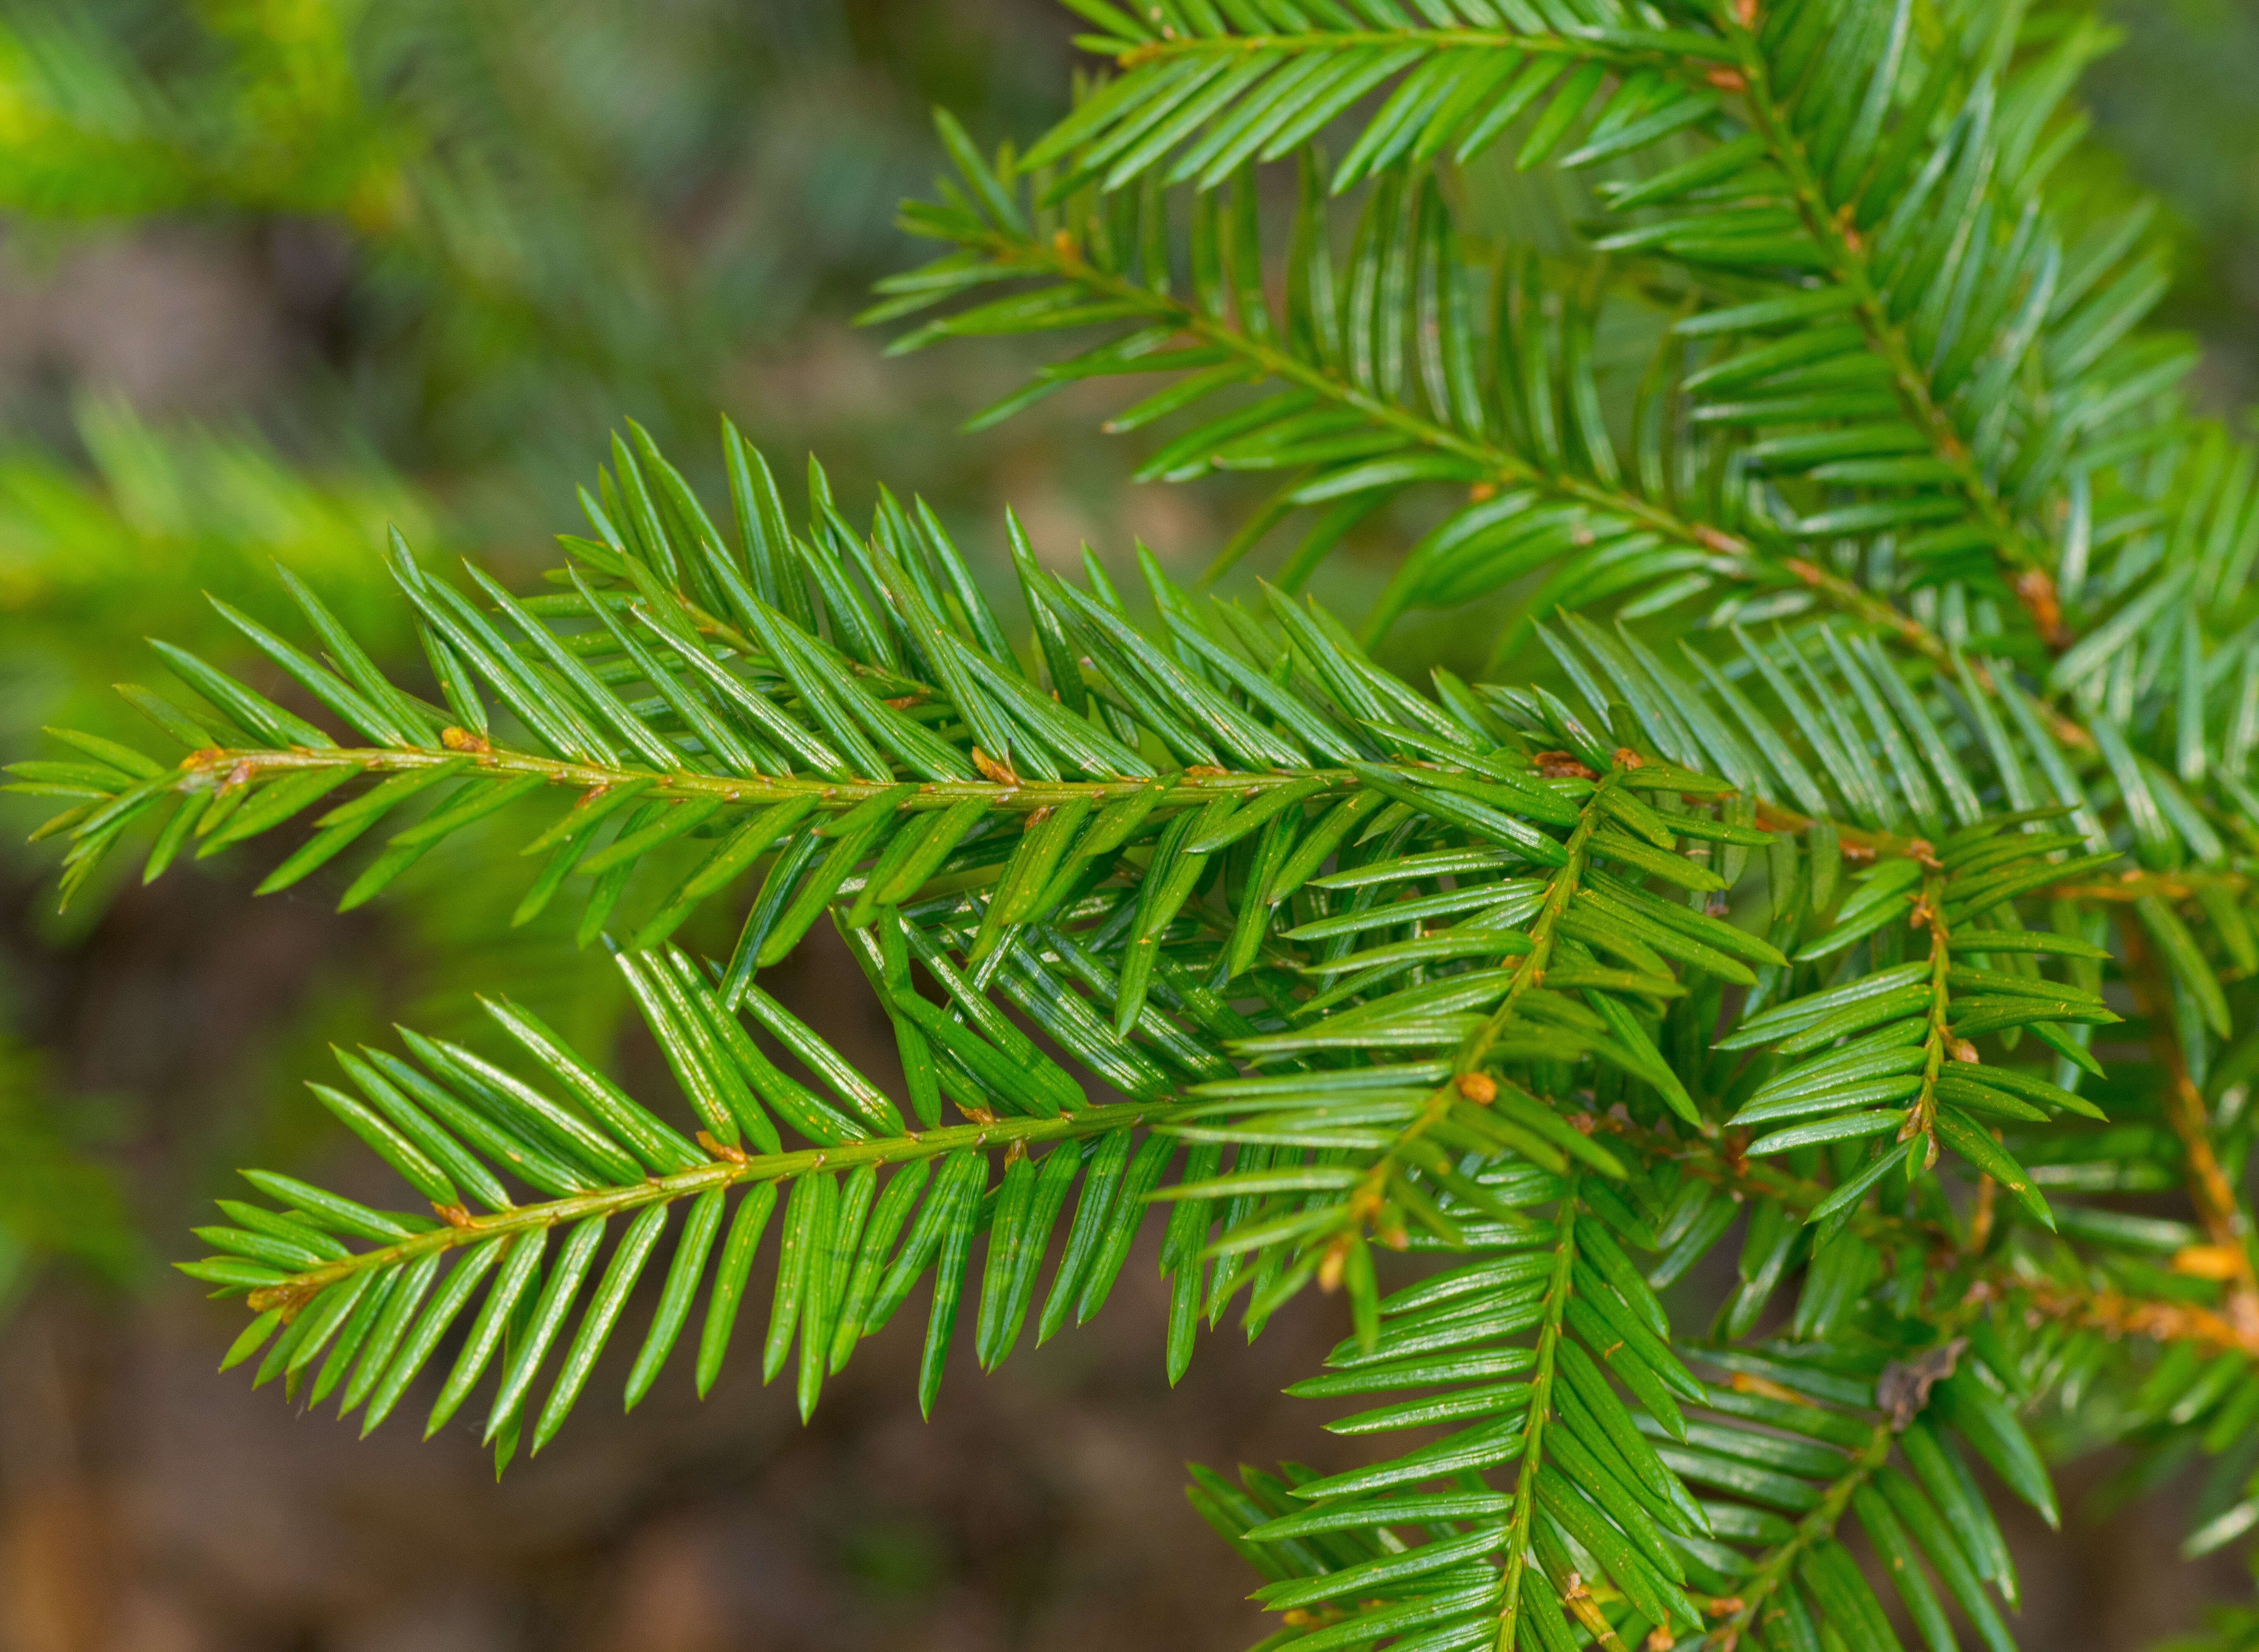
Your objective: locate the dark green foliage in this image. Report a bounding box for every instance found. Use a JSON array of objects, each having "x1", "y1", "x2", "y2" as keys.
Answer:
[{"x1": 18, "y1": 3, "x2": 2259, "y2": 1649}]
